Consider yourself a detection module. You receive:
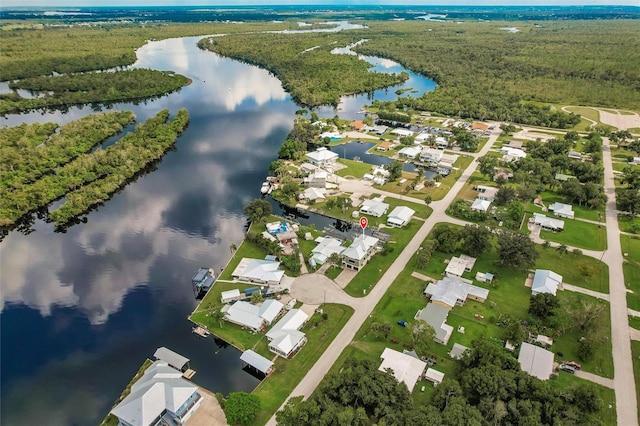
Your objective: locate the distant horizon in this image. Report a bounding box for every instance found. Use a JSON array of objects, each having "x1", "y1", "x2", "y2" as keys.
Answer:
[{"x1": 2, "y1": 1, "x2": 639, "y2": 9}]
